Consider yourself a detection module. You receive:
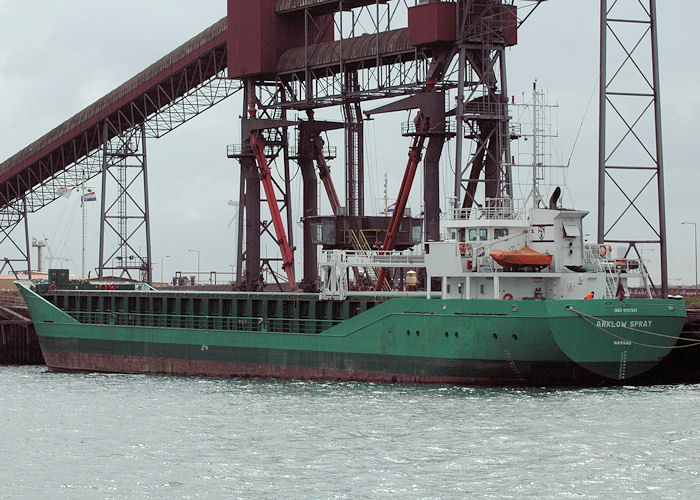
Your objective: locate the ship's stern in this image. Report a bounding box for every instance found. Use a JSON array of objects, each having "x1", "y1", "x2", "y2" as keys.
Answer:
[{"x1": 547, "y1": 298, "x2": 687, "y2": 380}]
